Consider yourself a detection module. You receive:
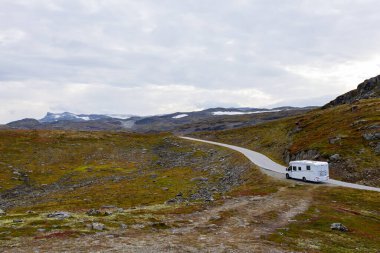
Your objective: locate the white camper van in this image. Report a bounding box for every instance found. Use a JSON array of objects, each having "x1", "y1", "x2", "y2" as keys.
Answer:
[{"x1": 286, "y1": 160, "x2": 329, "y2": 182}]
